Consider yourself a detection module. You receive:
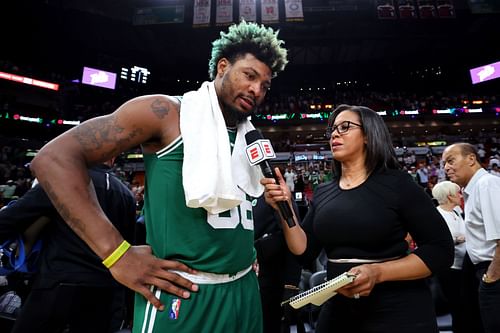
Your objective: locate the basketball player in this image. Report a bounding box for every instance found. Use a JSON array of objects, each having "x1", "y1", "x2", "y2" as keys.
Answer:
[{"x1": 30, "y1": 20, "x2": 288, "y2": 332}]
